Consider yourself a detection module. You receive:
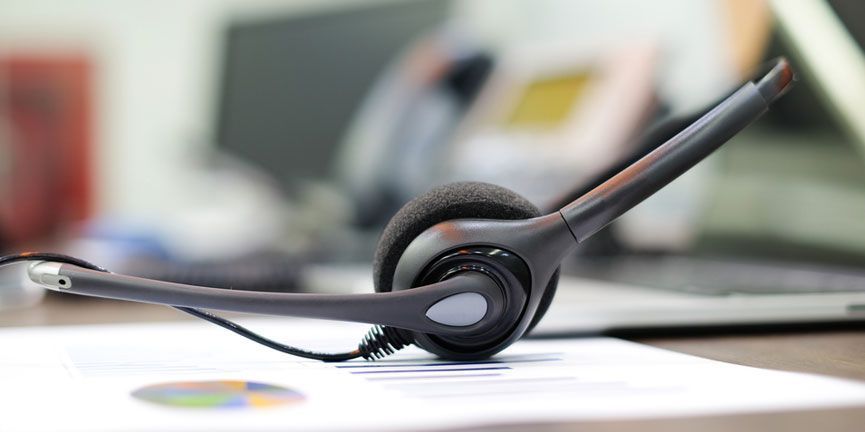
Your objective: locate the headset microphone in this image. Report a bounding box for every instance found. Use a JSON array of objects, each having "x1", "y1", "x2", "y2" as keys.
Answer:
[{"x1": 7, "y1": 58, "x2": 794, "y2": 362}]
